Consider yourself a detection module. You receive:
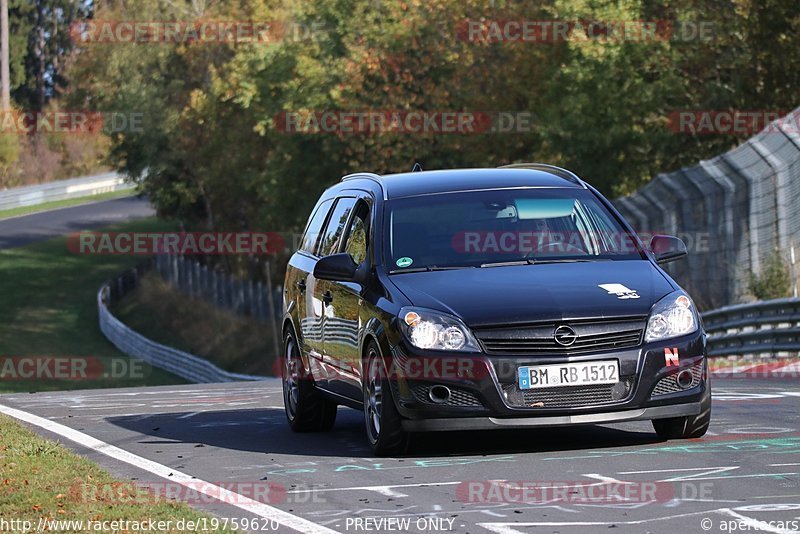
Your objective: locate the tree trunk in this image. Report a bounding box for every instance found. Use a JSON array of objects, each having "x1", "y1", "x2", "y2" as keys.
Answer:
[{"x1": 0, "y1": 0, "x2": 10, "y2": 109}]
